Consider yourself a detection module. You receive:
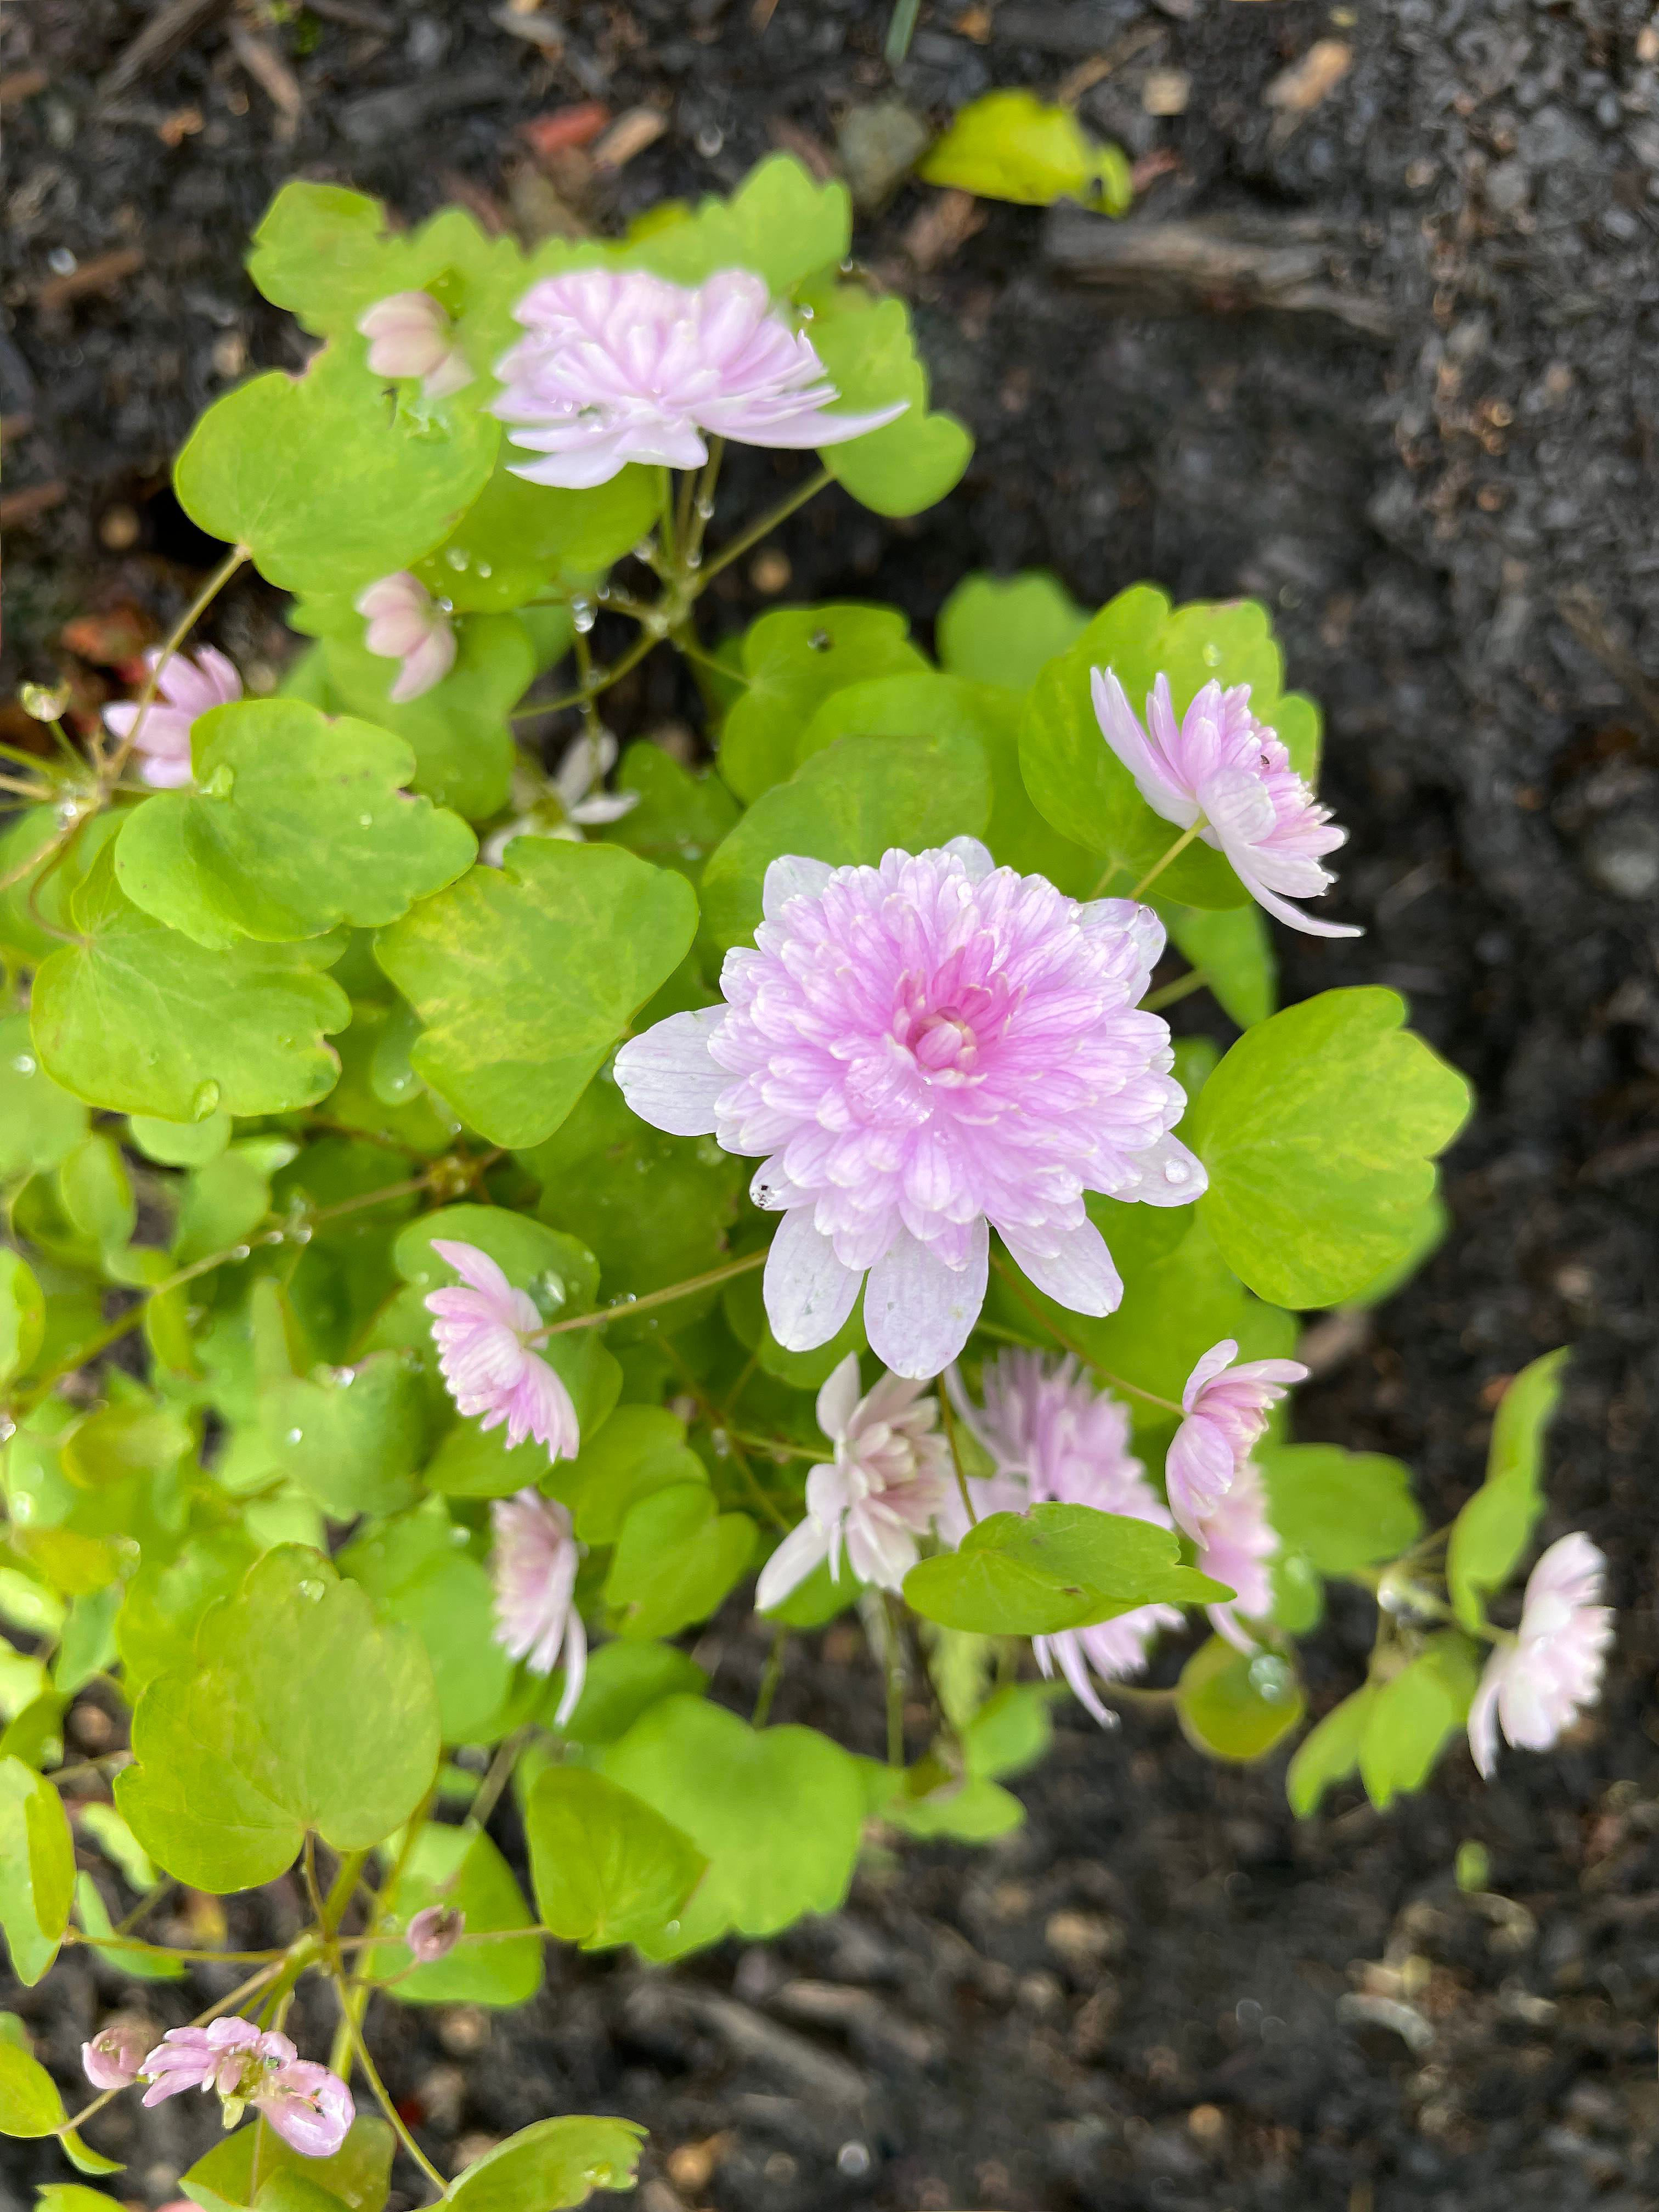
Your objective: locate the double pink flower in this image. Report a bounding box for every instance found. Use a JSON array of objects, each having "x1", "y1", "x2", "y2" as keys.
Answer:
[{"x1": 113, "y1": 2019, "x2": 353, "y2": 2157}]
